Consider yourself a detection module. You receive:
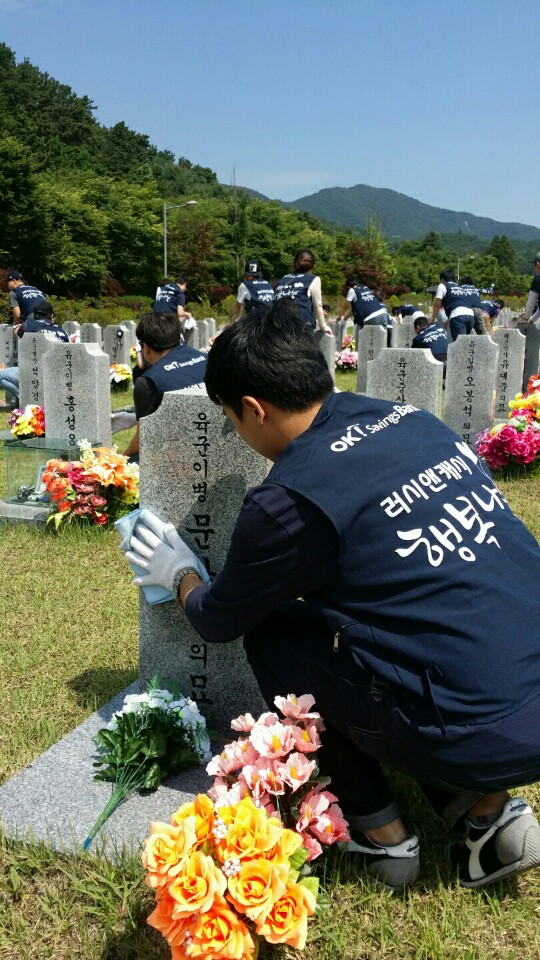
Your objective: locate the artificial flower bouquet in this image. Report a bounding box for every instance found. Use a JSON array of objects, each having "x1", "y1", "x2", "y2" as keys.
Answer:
[
  {"x1": 8, "y1": 404, "x2": 45, "y2": 438},
  {"x1": 42, "y1": 440, "x2": 139, "y2": 528},
  {"x1": 85, "y1": 680, "x2": 211, "y2": 850},
  {"x1": 477, "y1": 375, "x2": 540, "y2": 472},
  {"x1": 207, "y1": 694, "x2": 349, "y2": 862},
  {"x1": 143, "y1": 793, "x2": 326, "y2": 958},
  {"x1": 110, "y1": 363, "x2": 132, "y2": 391},
  {"x1": 130, "y1": 345, "x2": 138, "y2": 363},
  {"x1": 341, "y1": 333, "x2": 354, "y2": 349},
  {"x1": 335, "y1": 336, "x2": 358, "y2": 371}
]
